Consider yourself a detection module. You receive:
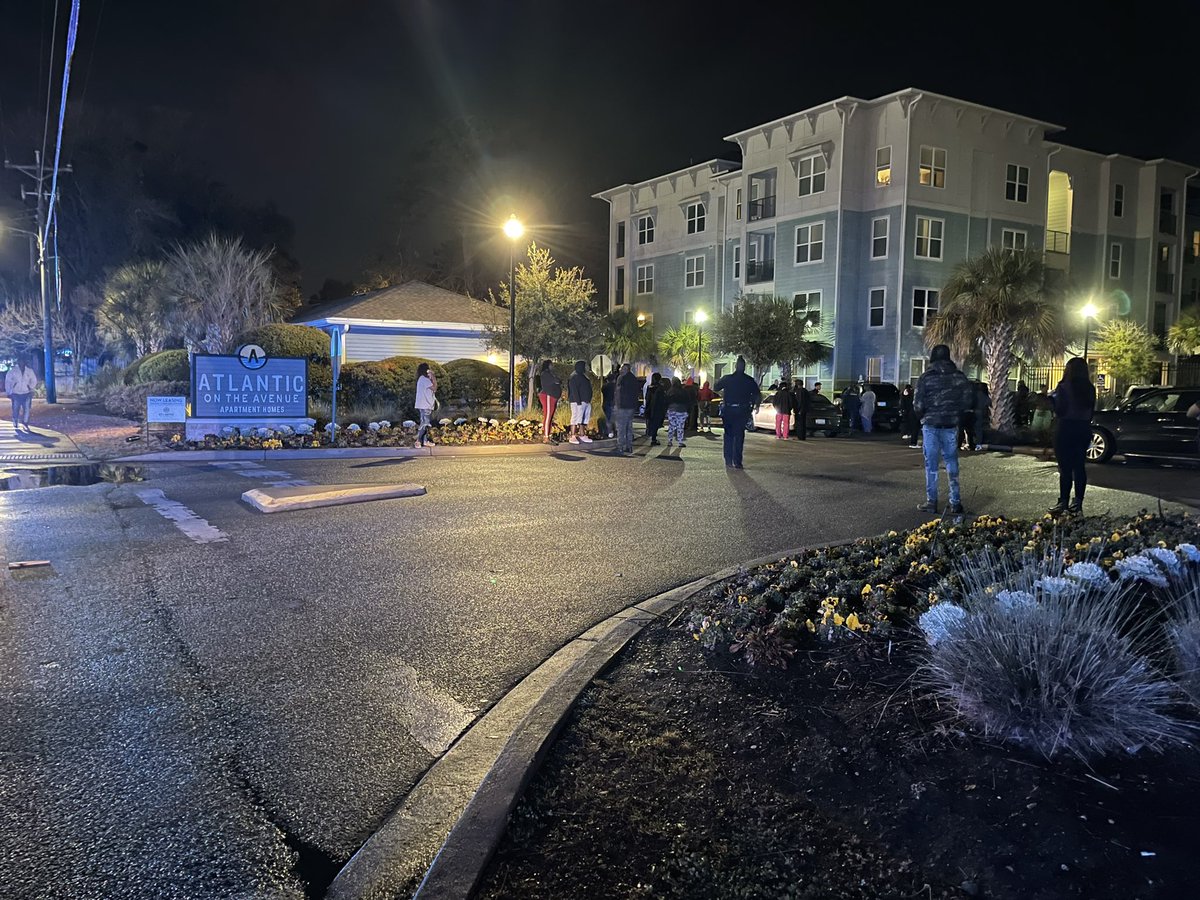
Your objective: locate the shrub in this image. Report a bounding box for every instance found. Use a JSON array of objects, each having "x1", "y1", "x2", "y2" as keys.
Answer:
[
  {"x1": 444, "y1": 358, "x2": 509, "y2": 410},
  {"x1": 235, "y1": 323, "x2": 330, "y2": 361},
  {"x1": 338, "y1": 356, "x2": 450, "y2": 416},
  {"x1": 132, "y1": 349, "x2": 190, "y2": 384},
  {"x1": 81, "y1": 363, "x2": 129, "y2": 401},
  {"x1": 102, "y1": 381, "x2": 189, "y2": 421},
  {"x1": 1166, "y1": 562, "x2": 1200, "y2": 710}
]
